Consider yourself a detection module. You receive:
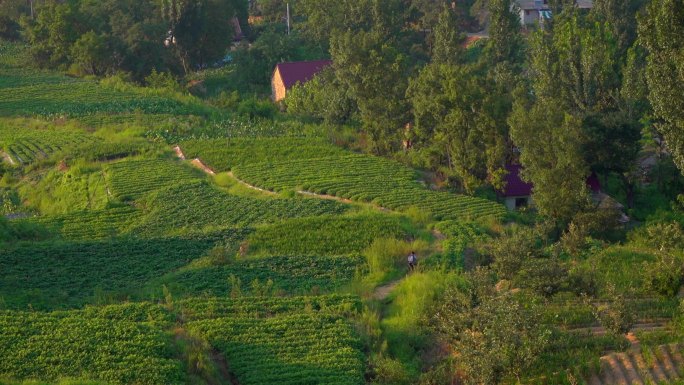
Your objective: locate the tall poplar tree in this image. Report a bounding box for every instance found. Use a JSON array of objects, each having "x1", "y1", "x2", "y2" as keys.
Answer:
[{"x1": 639, "y1": 0, "x2": 684, "y2": 174}]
